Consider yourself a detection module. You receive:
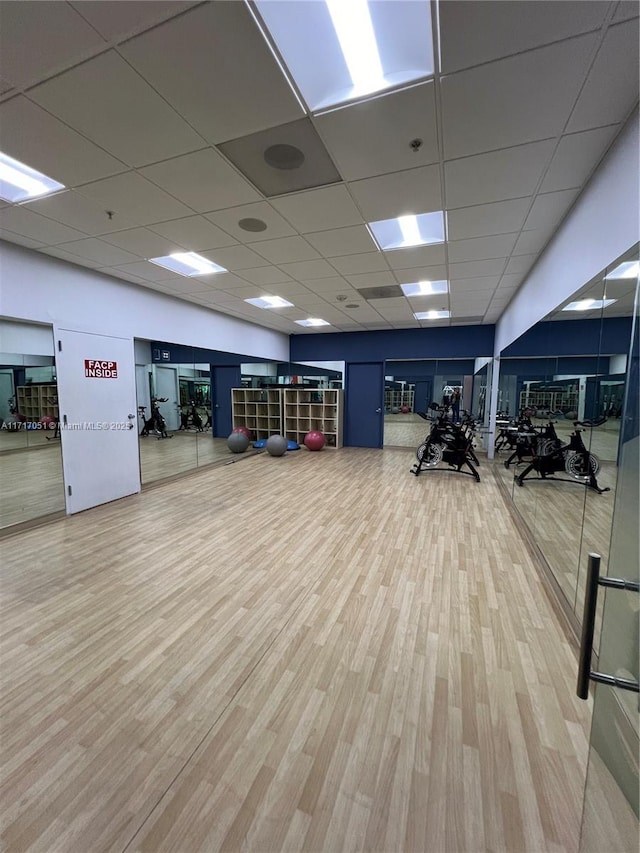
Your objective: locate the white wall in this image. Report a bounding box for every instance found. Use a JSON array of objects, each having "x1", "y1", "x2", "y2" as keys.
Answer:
[
  {"x1": 495, "y1": 109, "x2": 639, "y2": 355},
  {"x1": 0, "y1": 242, "x2": 289, "y2": 362}
]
